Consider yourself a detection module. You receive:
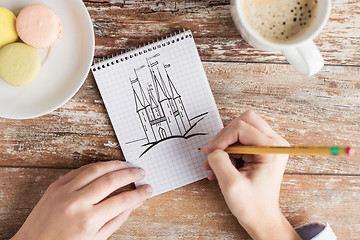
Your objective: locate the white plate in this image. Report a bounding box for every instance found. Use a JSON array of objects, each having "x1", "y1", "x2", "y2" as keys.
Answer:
[{"x1": 0, "y1": 0, "x2": 94, "y2": 119}]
